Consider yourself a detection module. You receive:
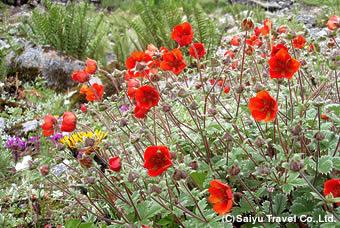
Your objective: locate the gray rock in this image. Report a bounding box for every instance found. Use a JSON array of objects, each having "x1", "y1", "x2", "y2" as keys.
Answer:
[
  {"x1": 51, "y1": 163, "x2": 67, "y2": 177},
  {"x1": 297, "y1": 15, "x2": 317, "y2": 28},
  {"x1": 6, "y1": 42, "x2": 85, "y2": 90},
  {"x1": 0, "y1": 117, "x2": 5, "y2": 129},
  {"x1": 22, "y1": 119, "x2": 38, "y2": 133}
]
